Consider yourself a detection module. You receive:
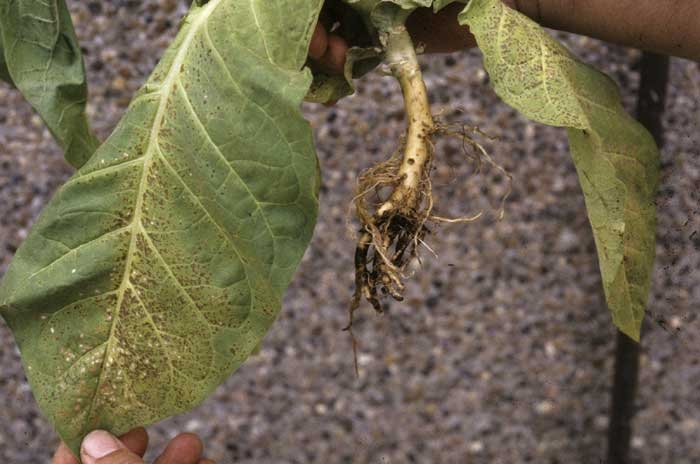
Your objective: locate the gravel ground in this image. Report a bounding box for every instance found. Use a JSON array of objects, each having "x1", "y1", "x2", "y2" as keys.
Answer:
[{"x1": 1, "y1": 2, "x2": 699, "y2": 463}]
